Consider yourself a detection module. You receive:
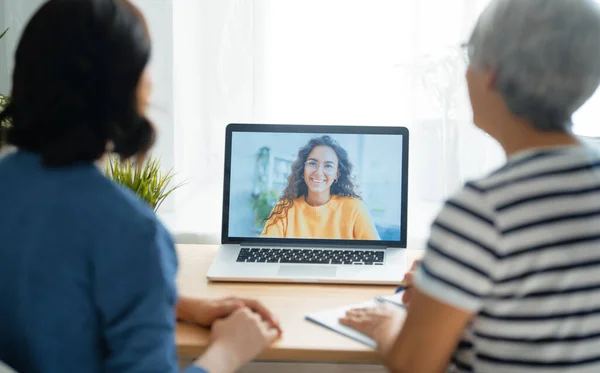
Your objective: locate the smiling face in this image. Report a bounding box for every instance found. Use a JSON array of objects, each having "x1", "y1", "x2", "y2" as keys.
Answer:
[{"x1": 303, "y1": 145, "x2": 340, "y2": 194}]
